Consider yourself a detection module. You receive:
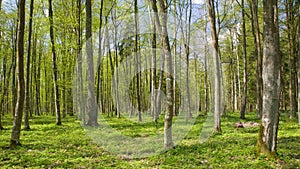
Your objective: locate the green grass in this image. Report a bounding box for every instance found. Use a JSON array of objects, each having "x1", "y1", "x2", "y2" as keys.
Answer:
[{"x1": 0, "y1": 111, "x2": 299, "y2": 168}]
